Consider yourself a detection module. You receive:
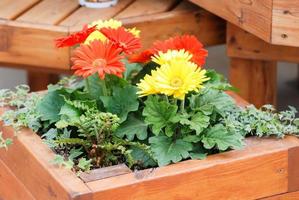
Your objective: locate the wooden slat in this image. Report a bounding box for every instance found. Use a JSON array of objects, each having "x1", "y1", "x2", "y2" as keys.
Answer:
[
  {"x1": 0, "y1": 20, "x2": 70, "y2": 71},
  {"x1": 121, "y1": 9, "x2": 225, "y2": 49},
  {"x1": 230, "y1": 58, "x2": 277, "y2": 108},
  {"x1": 272, "y1": 0, "x2": 299, "y2": 47},
  {"x1": 0, "y1": 159, "x2": 35, "y2": 200},
  {"x1": 173, "y1": 0, "x2": 198, "y2": 11},
  {"x1": 17, "y1": 0, "x2": 79, "y2": 25},
  {"x1": 80, "y1": 164, "x2": 132, "y2": 183},
  {"x1": 0, "y1": 0, "x2": 40, "y2": 20},
  {"x1": 0, "y1": 109, "x2": 92, "y2": 200},
  {"x1": 115, "y1": 0, "x2": 178, "y2": 19},
  {"x1": 227, "y1": 23, "x2": 299, "y2": 63},
  {"x1": 27, "y1": 72, "x2": 60, "y2": 91},
  {"x1": 262, "y1": 191, "x2": 299, "y2": 199},
  {"x1": 189, "y1": 0, "x2": 273, "y2": 43},
  {"x1": 87, "y1": 136, "x2": 299, "y2": 200},
  {"x1": 60, "y1": 0, "x2": 134, "y2": 28}
]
